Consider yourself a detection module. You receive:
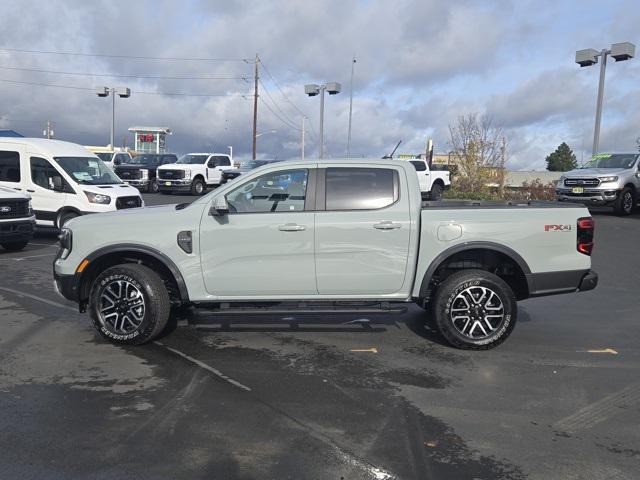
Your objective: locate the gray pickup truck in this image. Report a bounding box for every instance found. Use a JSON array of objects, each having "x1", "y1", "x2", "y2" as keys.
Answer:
[
  {"x1": 54, "y1": 159, "x2": 597, "y2": 350},
  {"x1": 556, "y1": 153, "x2": 640, "y2": 215}
]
